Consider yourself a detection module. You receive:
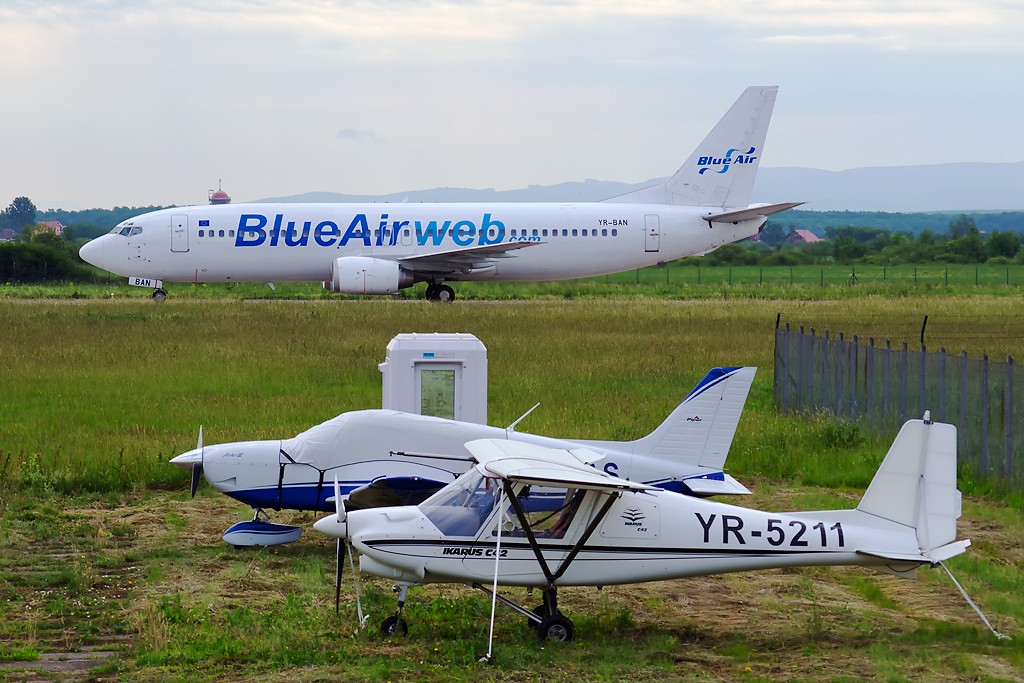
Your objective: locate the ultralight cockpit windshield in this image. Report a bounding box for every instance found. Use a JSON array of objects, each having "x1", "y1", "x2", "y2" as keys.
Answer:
[{"x1": 420, "y1": 469, "x2": 496, "y2": 537}]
